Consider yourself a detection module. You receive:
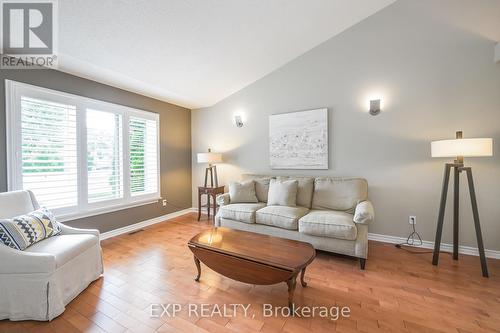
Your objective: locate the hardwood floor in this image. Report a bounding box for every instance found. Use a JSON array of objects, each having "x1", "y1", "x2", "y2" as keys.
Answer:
[{"x1": 1, "y1": 212, "x2": 499, "y2": 333}]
